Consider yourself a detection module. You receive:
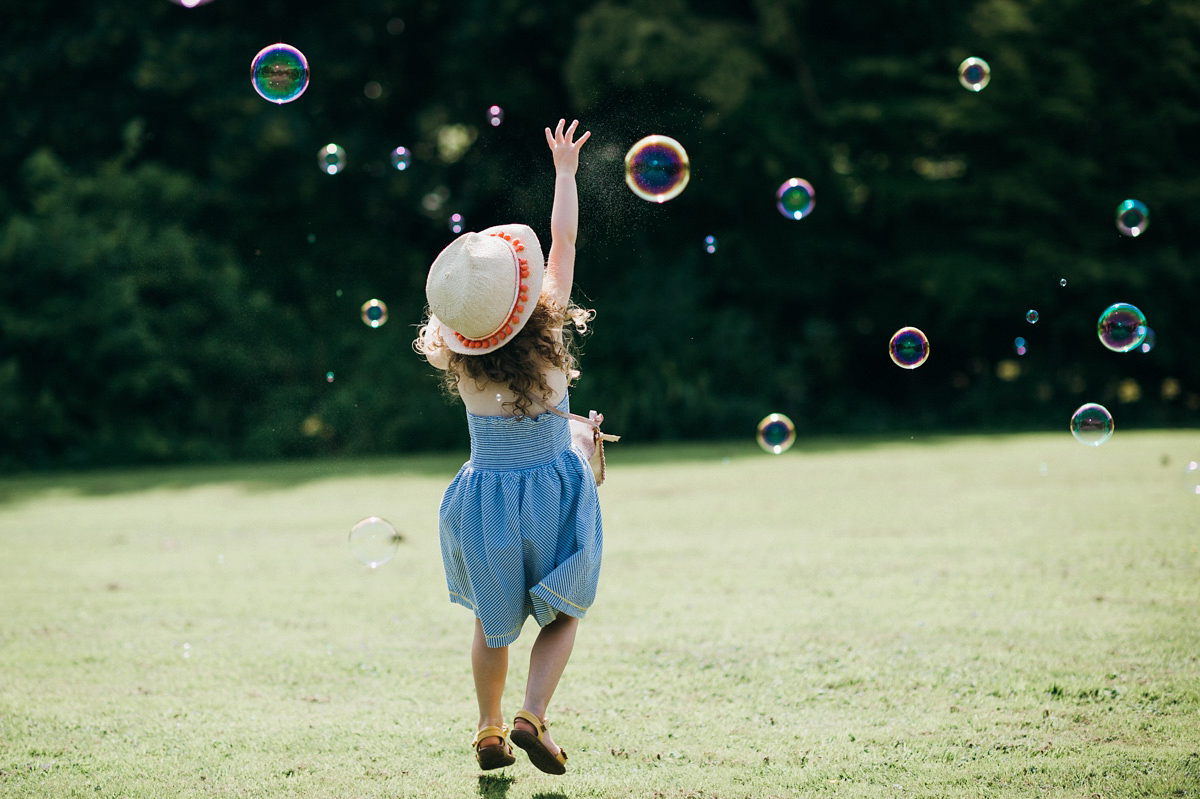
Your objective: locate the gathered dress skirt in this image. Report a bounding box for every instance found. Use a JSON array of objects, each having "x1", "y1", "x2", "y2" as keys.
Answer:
[{"x1": 439, "y1": 393, "x2": 602, "y2": 647}]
